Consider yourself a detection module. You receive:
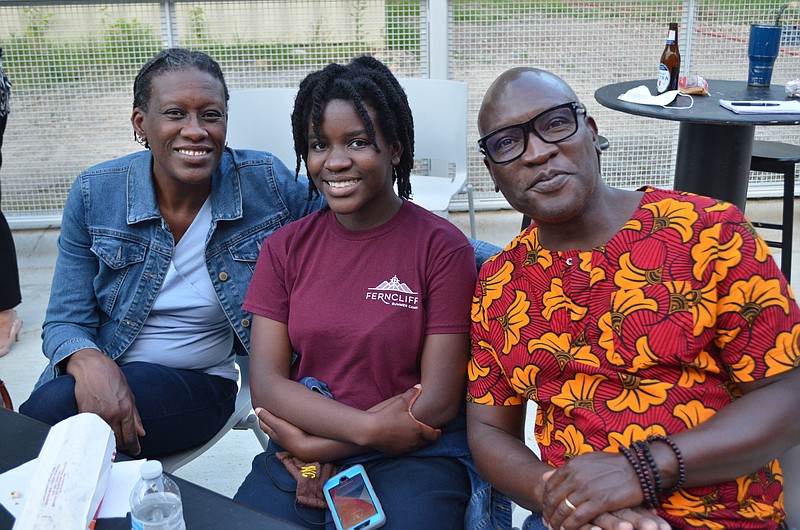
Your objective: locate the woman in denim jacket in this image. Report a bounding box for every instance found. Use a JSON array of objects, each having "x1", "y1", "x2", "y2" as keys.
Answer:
[{"x1": 19, "y1": 48, "x2": 323, "y2": 458}]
